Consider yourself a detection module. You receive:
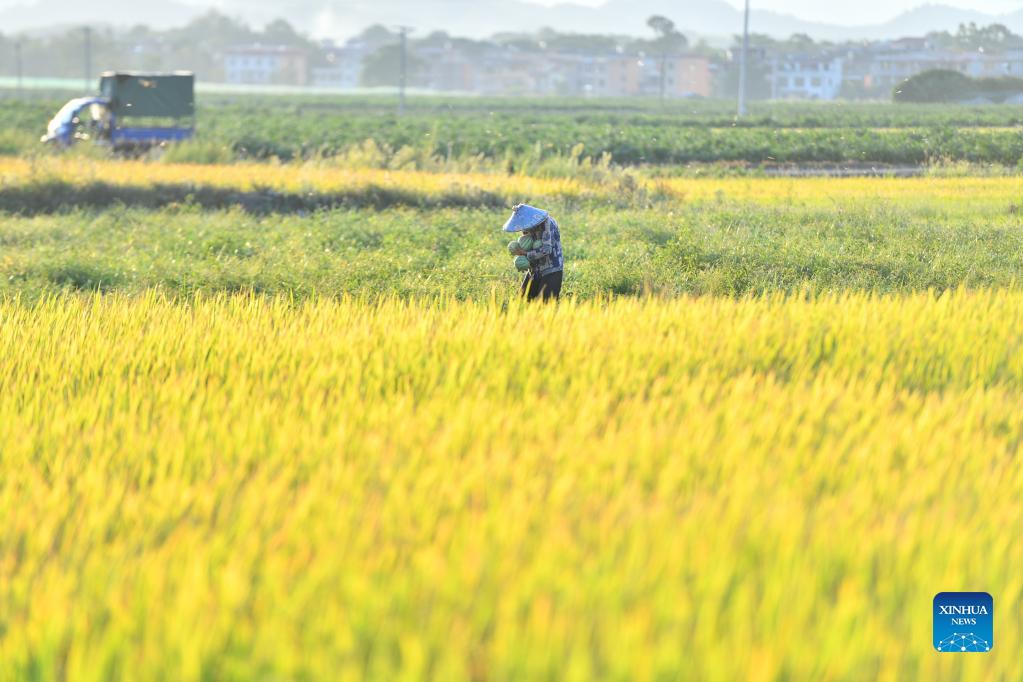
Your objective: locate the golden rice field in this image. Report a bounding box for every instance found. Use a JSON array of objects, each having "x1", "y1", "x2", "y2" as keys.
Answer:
[
  {"x1": 4, "y1": 156, "x2": 1023, "y2": 207},
  {"x1": 2, "y1": 290, "x2": 1022, "y2": 680},
  {"x1": 2, "y1": 151, "x2": 1022, "y2": 679}
]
